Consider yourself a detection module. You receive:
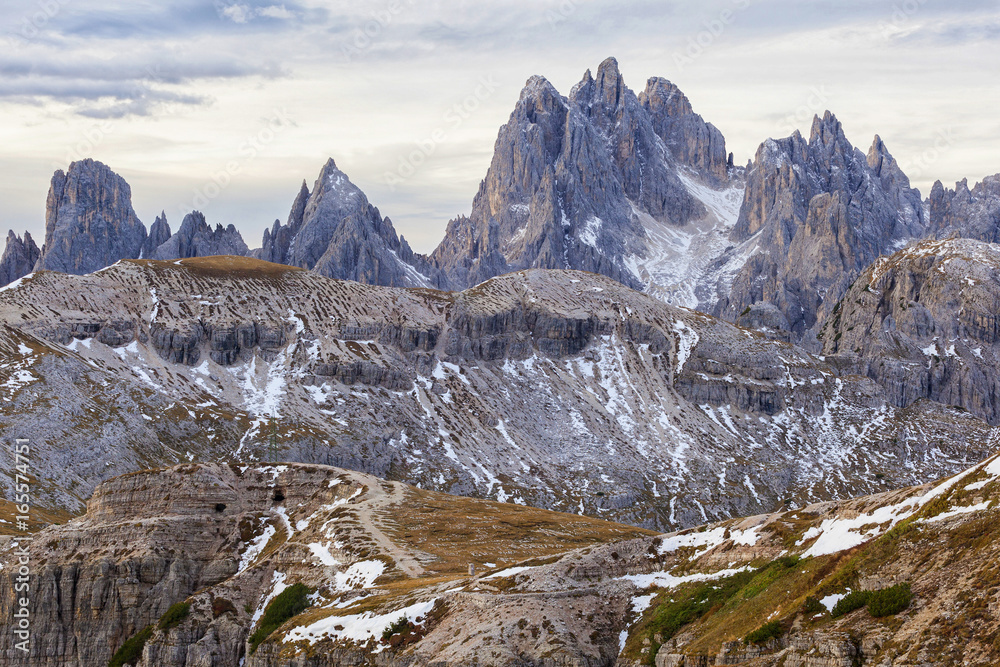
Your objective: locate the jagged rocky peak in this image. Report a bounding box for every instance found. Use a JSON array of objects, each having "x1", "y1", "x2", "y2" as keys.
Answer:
[
  {"x1": 927, "y1": 173, "x2": 1000, "y2": 242},
  {"x1": 719, "y1": 112, "x2": 927, "y2": 341},
  {"x1": 150, "y1": 211, "x2": 249, "y2": 260},
  {"x1": 142, "y1": 211, "x2": 171, "y2": 259},
  {"x1": 260, "y1": 180, "x2": 310, "y2": 265},
  {"x1": 0, "y1": 230, "x2": 40, "y2": 287},
  {"x1": 431, "y1": 56, "x2": 728, "y2": 292},
  {"x1": 35, "y1": 158, "x2": 147, "y2": 275},
  {"x1": 268, "y1": 158, "x2": 437, "y2": 287},
  {"x1": 639, "y1": 76, "x2": 730, "y2": 183}
]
